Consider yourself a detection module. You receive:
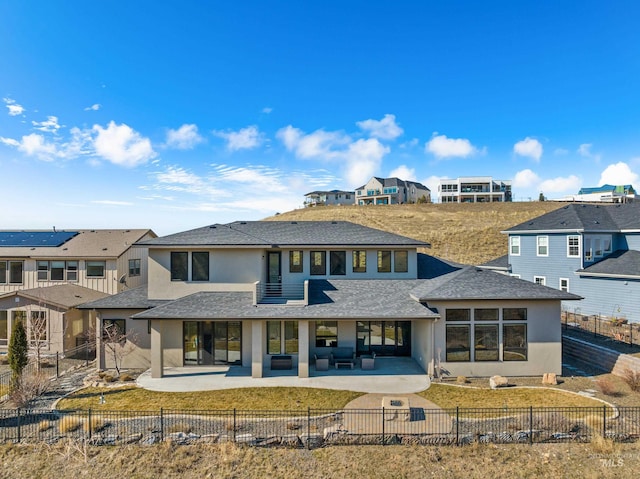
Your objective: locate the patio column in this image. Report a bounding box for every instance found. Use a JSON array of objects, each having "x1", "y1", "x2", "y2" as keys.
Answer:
[
  {"x1": 150, "y1": 320, "x2": 164, "y2": 378},
  {"x1": 298, "y1": 320, "x2": 309, "y2": 378},
  {"x1": 251, "y1": 320, "x2": 264, "y2": 378}
]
